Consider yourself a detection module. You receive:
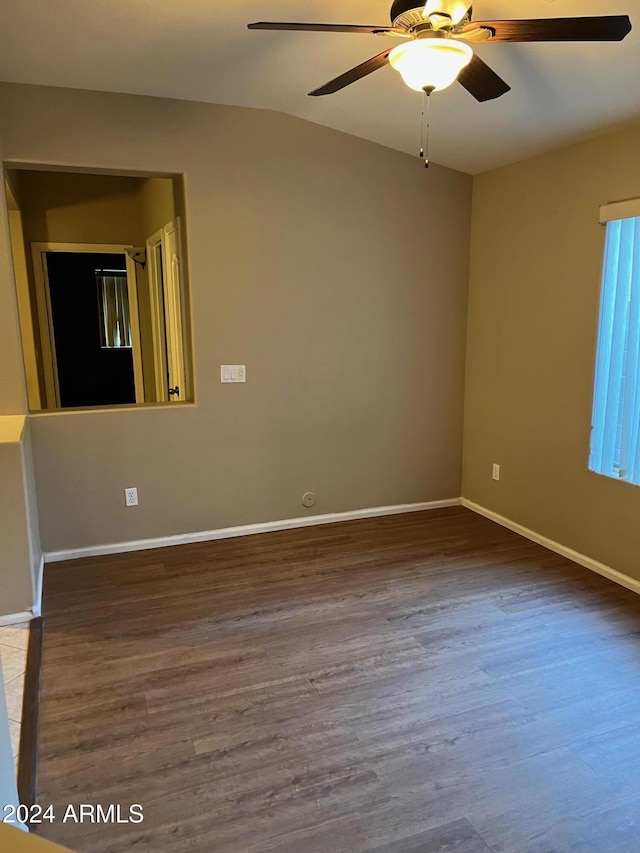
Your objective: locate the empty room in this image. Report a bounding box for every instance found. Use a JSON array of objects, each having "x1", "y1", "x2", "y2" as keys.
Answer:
[{"x1": 0, "y1": 2, "x2": 639, "y2": 851}]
